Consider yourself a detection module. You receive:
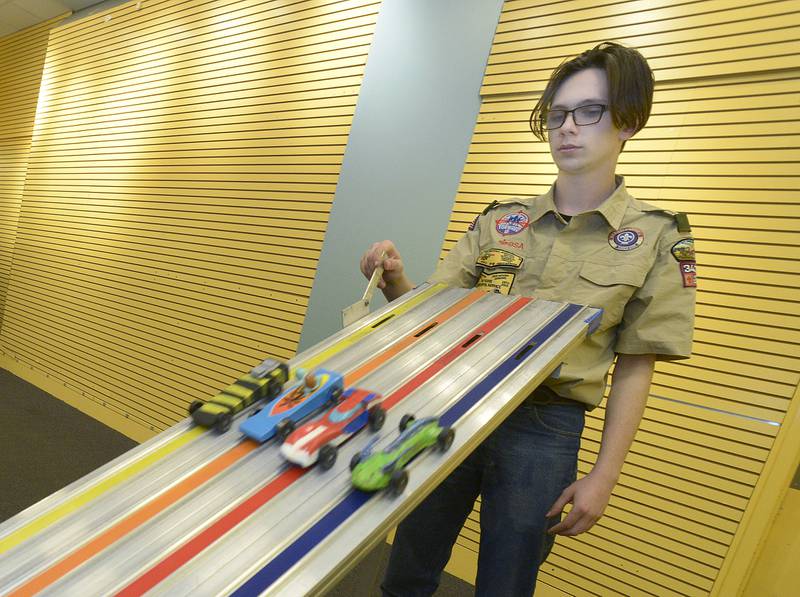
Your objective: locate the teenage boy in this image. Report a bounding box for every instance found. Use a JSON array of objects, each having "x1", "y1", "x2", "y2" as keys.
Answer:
[{"x1": 359, "y1": 42, "x2": 696, "y2": 596}]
